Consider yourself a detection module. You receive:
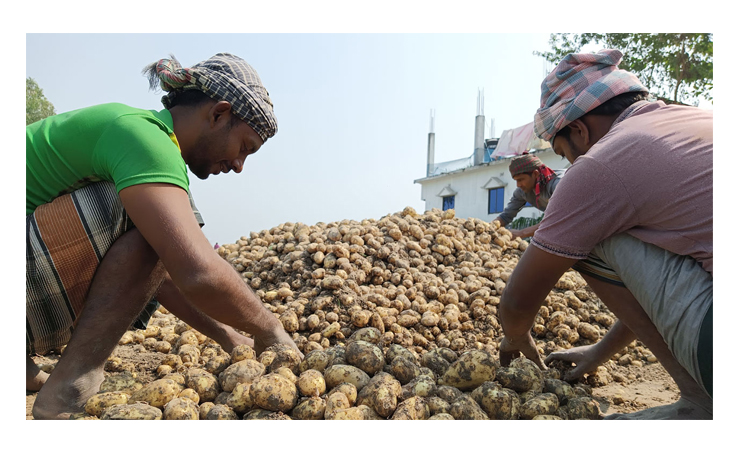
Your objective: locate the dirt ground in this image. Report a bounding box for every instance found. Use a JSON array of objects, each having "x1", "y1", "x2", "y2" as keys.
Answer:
[{"x1": 25, "y1": 346, "x2": 679, "y2": 420}]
